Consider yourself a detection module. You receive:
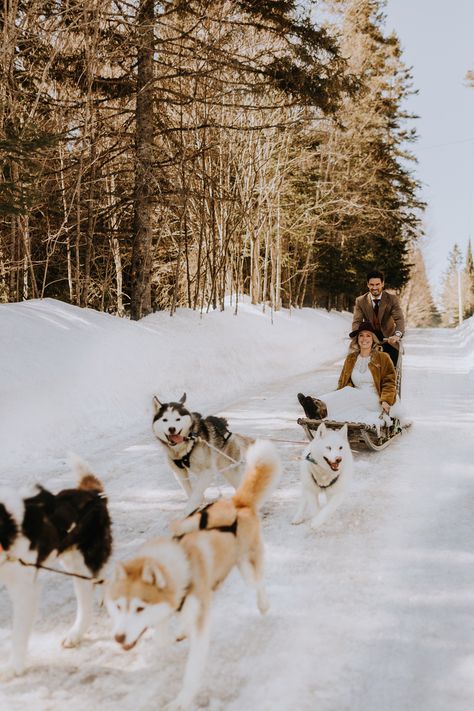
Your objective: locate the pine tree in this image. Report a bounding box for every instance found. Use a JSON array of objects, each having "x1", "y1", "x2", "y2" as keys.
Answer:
[
  {"x1": 282, "y1": 0, "x2": 424, "y2": 309},
  {"x1": 400, "y1": 247, "x2": 440, "y2": 327}
]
